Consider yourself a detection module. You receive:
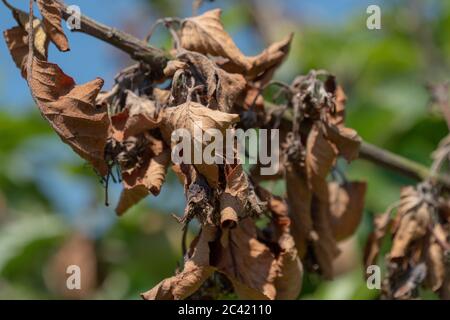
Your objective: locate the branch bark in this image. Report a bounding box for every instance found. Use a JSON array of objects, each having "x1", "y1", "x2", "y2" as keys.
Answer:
[{"x1": 56, "y1": 0, "x2": 169, "y2": 75}]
